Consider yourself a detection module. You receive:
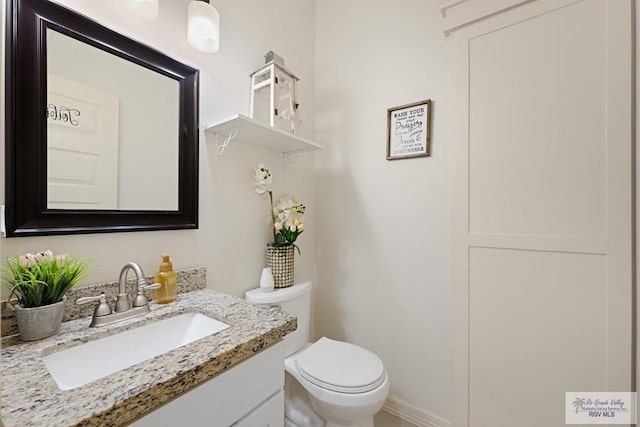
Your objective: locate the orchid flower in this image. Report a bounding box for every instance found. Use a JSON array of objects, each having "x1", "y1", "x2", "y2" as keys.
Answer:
[
  {"x1": 253, "y1": 163, "x2": 272, "y2": 194},
  {"x1": 253, "y1": 164, "x2": 305, "y2": 247}
]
